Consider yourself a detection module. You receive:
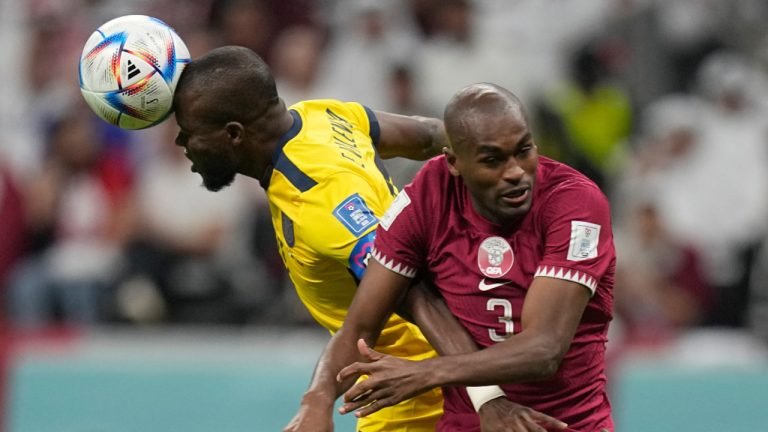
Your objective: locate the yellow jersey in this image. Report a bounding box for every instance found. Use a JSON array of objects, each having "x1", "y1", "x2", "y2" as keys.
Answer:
[{"x1": 263, "y1": 99, "x2": 442, "y2": 431}]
